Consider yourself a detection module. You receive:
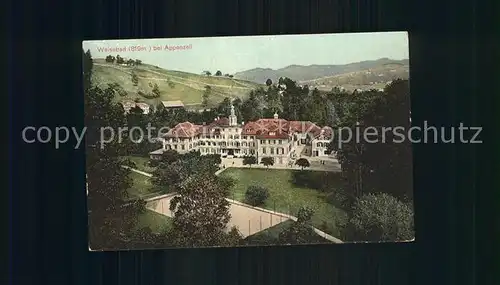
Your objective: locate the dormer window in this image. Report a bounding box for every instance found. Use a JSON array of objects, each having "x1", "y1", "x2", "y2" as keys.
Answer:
[{"x1": 269, "y1": 131, "x2": 276, "y2": 136}]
